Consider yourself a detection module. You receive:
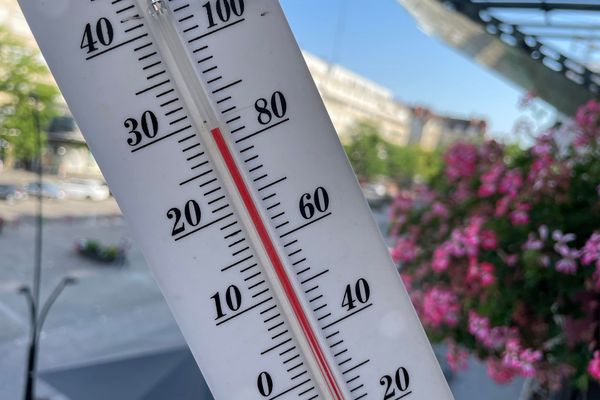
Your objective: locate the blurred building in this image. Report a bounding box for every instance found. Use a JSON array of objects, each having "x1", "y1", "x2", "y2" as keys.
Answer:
[
  {"x1": 0, "y1": 0, "x2": 32, "y2": 42},
  {"x1": 46, "y1": 115, "x2": 102, "y2": 177},
  {"x1": 304, "y1": 52, "x2": 411, "y2": 146},
  {"x1": 409, "y1": 107, "x2": 487, "y2": 151}
]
